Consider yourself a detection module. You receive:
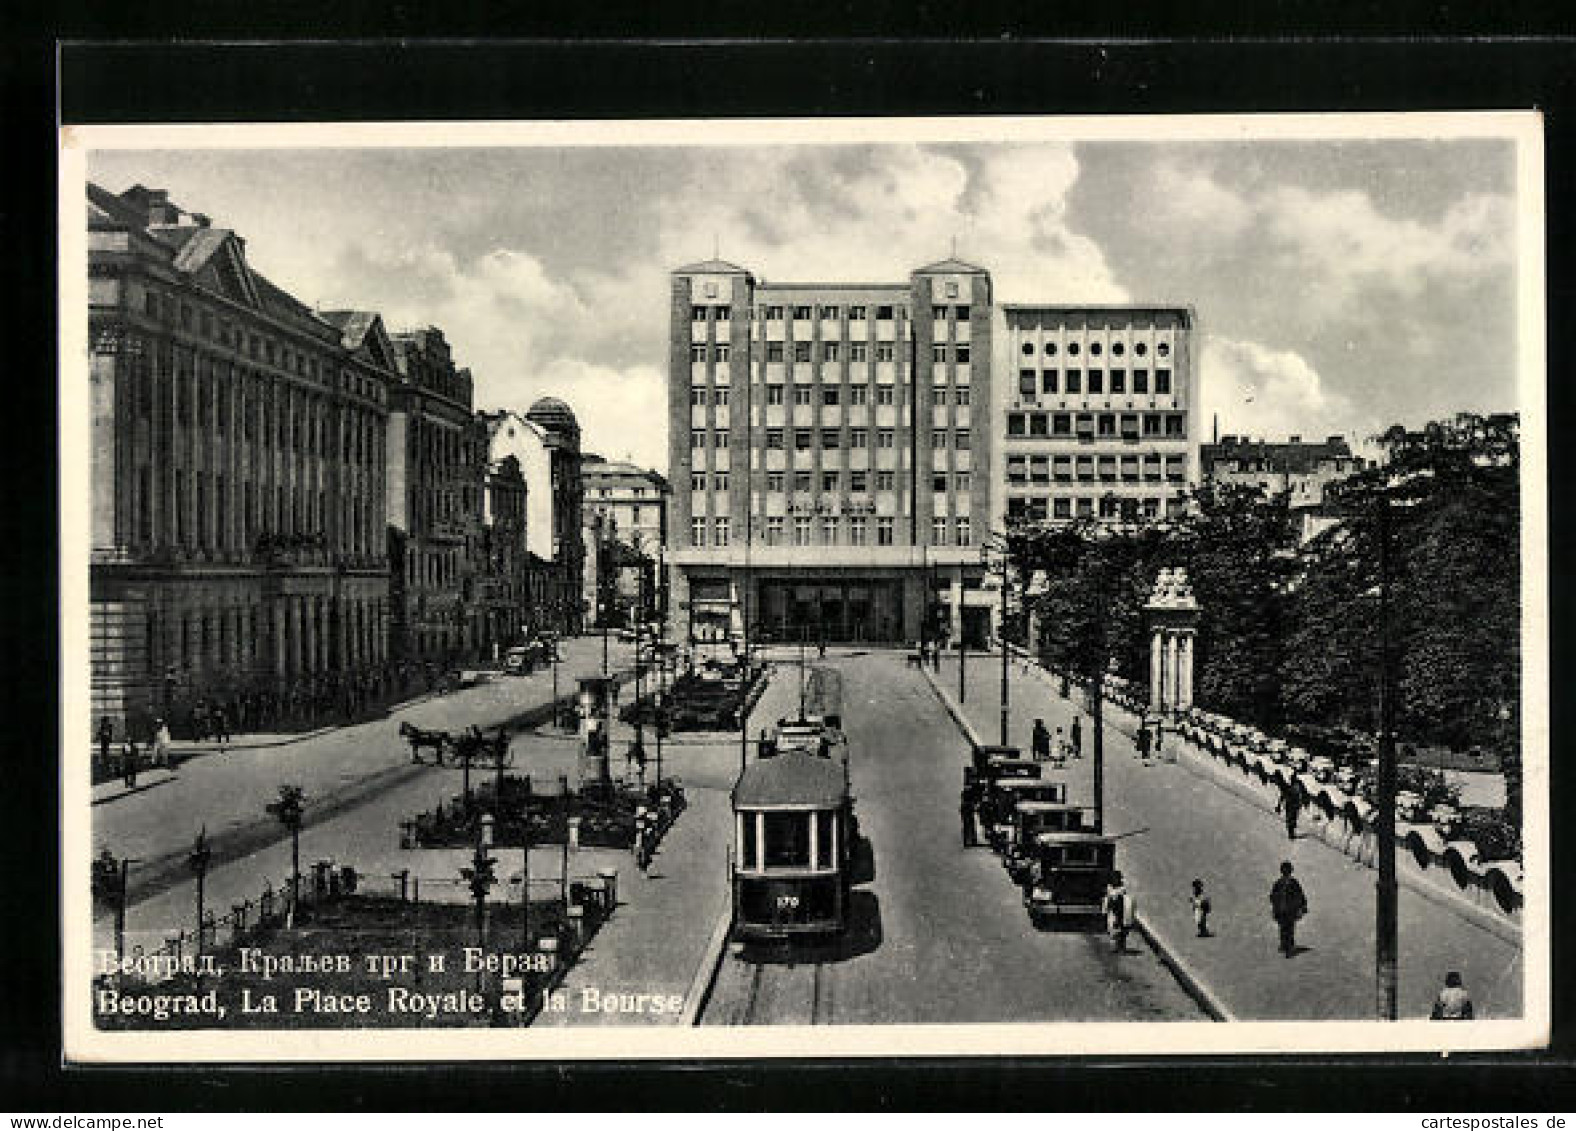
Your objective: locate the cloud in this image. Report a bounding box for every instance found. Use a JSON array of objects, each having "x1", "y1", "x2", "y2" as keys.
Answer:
[
  {"x1": 1144, "y1": 159, "x2": 1255, "y2": 240},
  {"x1": 1200, "y1": 335, "x2": 1352, "y2": 441}
]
